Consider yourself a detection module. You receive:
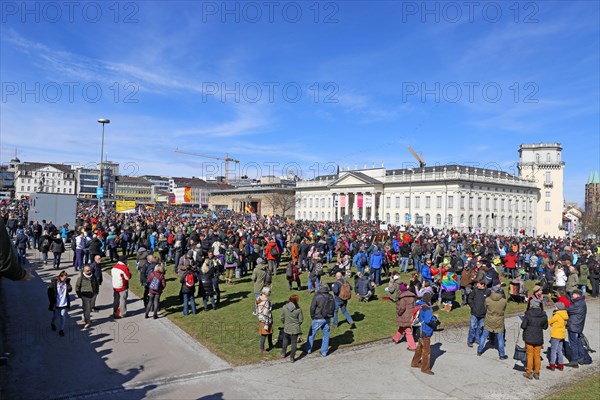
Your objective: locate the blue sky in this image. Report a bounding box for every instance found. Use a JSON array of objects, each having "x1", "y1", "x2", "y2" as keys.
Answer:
[{"x1": 1, "y1": 1, "x2": 598, "y2": 205}]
